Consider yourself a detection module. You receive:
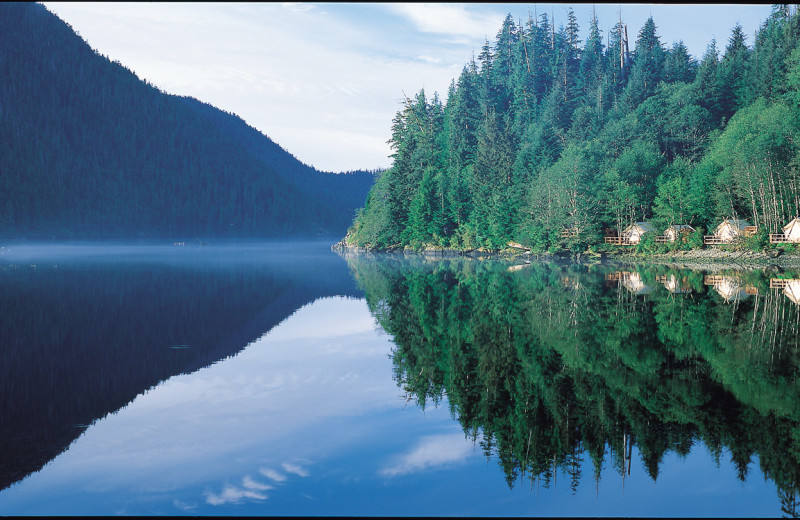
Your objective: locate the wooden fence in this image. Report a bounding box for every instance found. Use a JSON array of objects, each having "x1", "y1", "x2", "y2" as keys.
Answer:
[
  {"x1": 703, "y1": 235, "x2": 726, "y2": 245},
  {"x1": 604, "y1": 237, "x2": 634, "y2": 245},
  {"x1": 770, "y1": 278, "x2": 792, "y2": 289}
]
